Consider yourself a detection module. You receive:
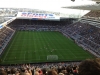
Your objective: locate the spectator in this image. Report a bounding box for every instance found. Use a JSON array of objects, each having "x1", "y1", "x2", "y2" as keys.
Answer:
[
  {"x1": 78, "y1": 58, "x2": 100, "y2": 75},
  {"x1": 20, "y1": 67, "x2": 32, "y2": 75},
  {"x1": 47, "y1": 69, "x2": 58, "y2": 75},
  {"x1": 0, "y1": 68, "x2": 7, "y2": 75}
]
